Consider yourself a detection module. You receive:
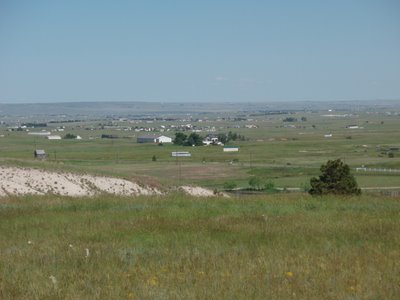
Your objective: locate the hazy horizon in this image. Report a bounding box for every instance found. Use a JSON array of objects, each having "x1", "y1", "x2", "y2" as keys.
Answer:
[
  {"x1": 1, "y1": 98, "x2": 400, "y2": 106},
  {"x1": 1, "y1": 1, "x2": 399, "y2": 104}
]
